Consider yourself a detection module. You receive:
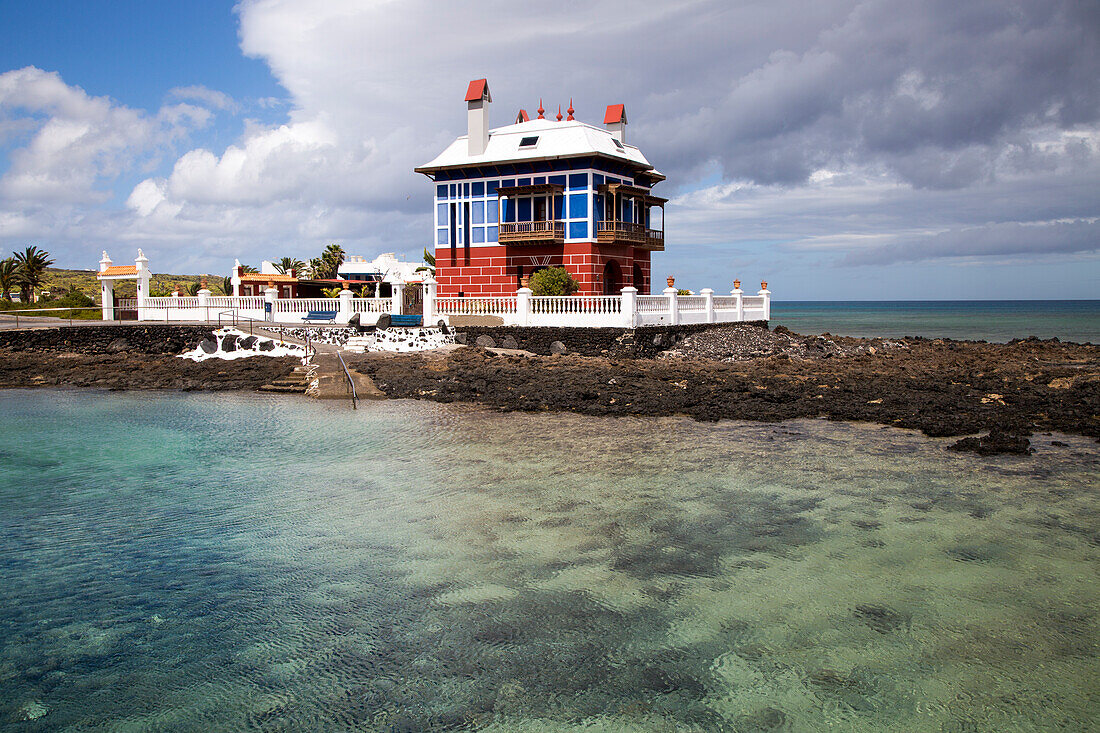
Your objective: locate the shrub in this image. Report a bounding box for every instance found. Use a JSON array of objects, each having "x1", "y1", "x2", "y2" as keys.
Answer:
[{"x1": 529, "y1": 267, "x2": 579, "y2": 297}]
